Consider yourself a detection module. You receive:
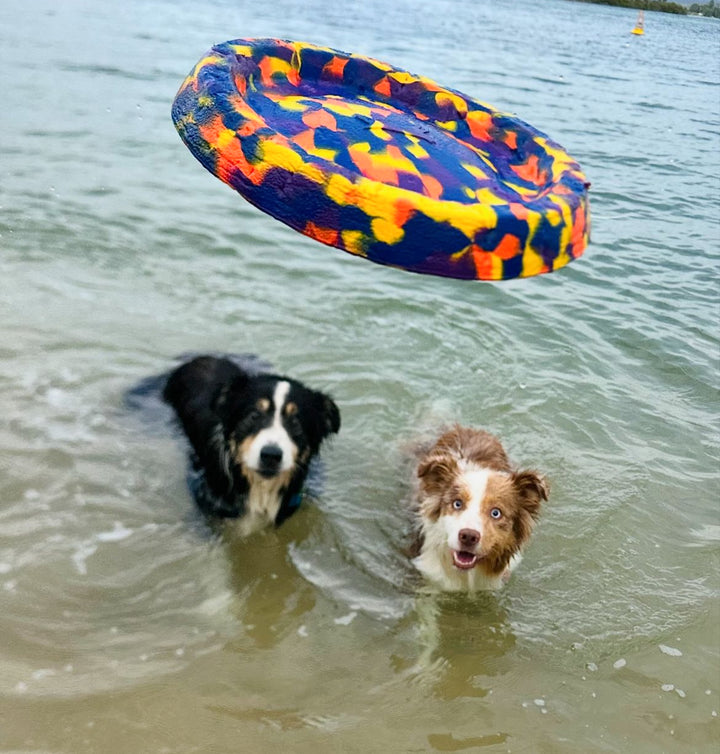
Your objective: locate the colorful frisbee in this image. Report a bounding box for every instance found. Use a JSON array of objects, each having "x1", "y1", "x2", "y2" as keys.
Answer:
[{"x1": 172, "y1": 39, "x2": 590, "y2": 280}]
